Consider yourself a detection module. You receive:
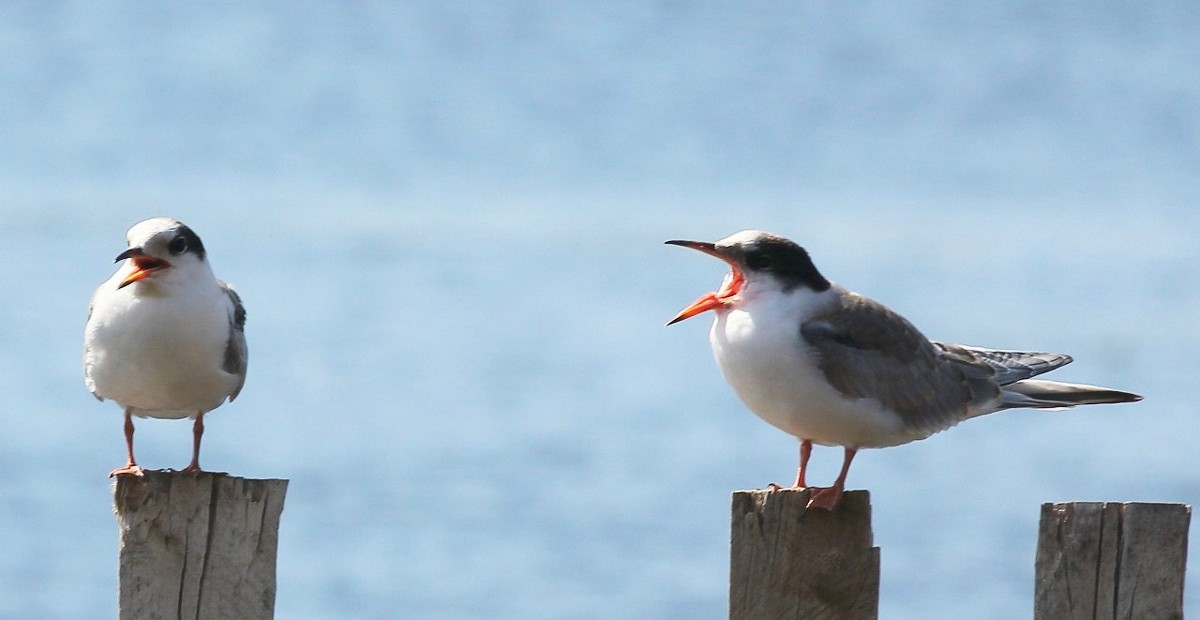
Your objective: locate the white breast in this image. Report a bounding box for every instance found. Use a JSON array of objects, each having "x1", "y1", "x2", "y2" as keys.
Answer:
[
  {"x1": 85, "y1": 277, "x2": 237, "y2": 419},
  {"x1": 708, "y1": 285, "x2": 910, "y2": 448}
]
